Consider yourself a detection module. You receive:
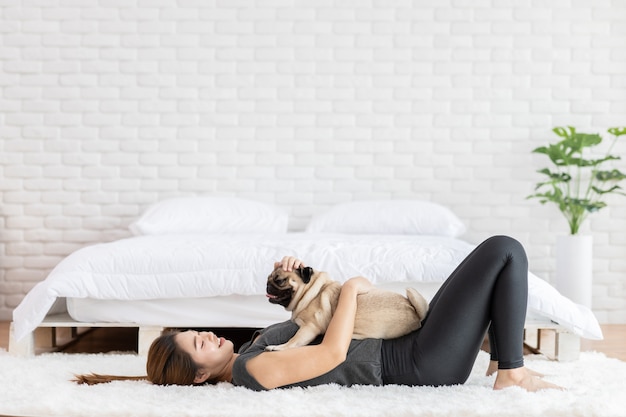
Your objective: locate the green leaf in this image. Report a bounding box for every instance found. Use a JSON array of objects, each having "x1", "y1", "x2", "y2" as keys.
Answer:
[
  {"x1": 539, "y1": 143, "x2": 571, "y2": 166},
  {"x1": 608, "y1": 127, "x2": 626, "y2": 137},
  {"x1": 571, "y1": 133, "x2": 602, "y2": 149},
  {"x1": 595, "y1": 169, "x2": 626, "y2": 181},
  {"x1": 562, "y1": 198, "x2": 605, "y2": 213},
  {"x1": 591, "y1": 185, "x2": 624, "y2": 195},
  {"x1": 552, "y1": 126, "x2": 575, "y2": 138},
  {"x1": 566, "y1": 156, "x2": 598, "y2": 167},
  {"x1": 536, "y1": 168, "x2": 571, "y2": 182}
]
